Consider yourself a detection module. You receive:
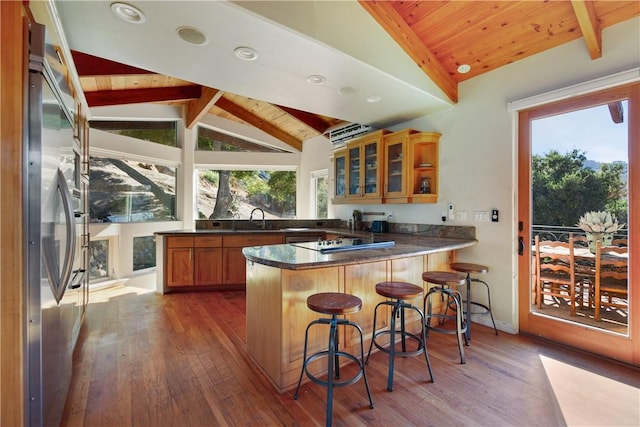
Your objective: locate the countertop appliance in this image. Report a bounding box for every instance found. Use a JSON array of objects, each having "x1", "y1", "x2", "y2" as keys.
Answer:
[
  {"x1": 24, "y1": 22, "x2": 87, "y2": 427},
  {"x1": 290, "y1": 237, "x2": 395, "y2": 253},
  {"x1": 371, "y1": 220, "x2": 388, "y2": 233}
]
